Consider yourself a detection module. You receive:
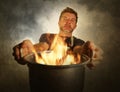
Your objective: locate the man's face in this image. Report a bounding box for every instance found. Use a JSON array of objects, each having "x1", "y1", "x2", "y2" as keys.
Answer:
[{"x1": 58, "y1": 12, "x2": 77, "y2": 34}]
